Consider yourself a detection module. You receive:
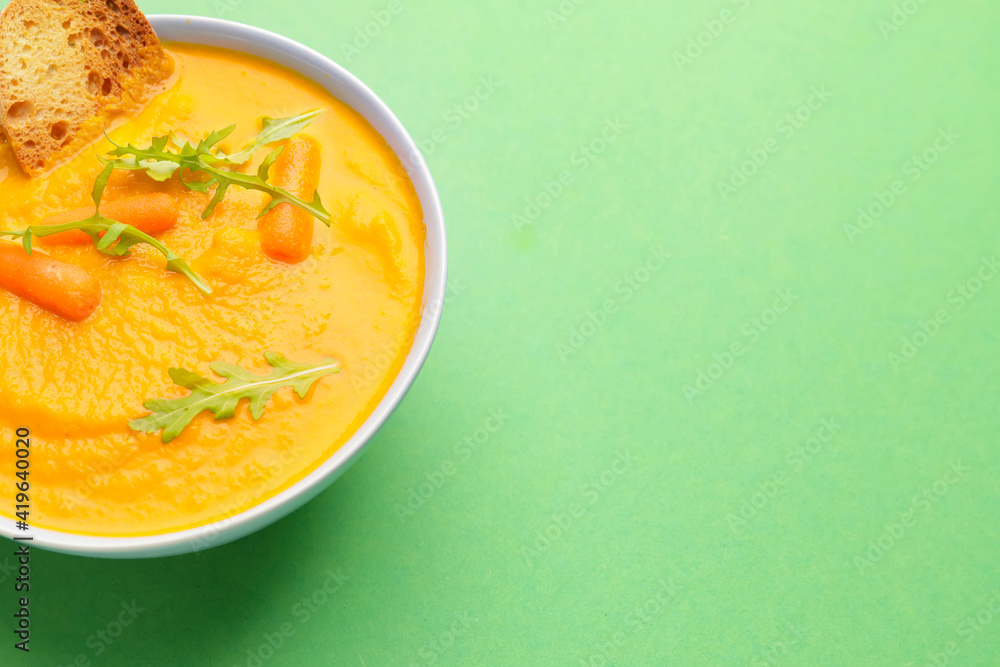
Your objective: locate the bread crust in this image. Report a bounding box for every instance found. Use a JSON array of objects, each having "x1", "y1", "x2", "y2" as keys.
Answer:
[{"x1": 0, "y1": 0, "x2": 169, "y2": 177}]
